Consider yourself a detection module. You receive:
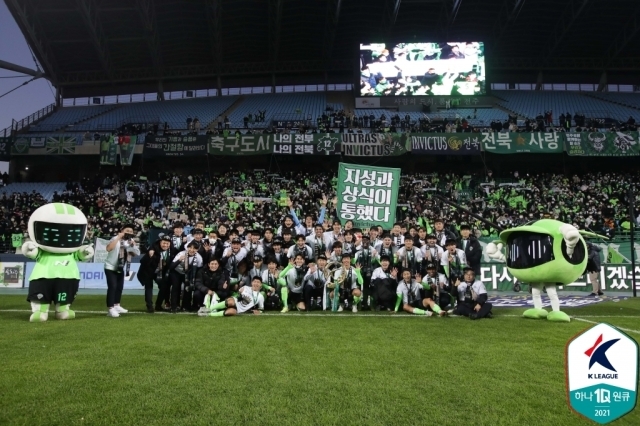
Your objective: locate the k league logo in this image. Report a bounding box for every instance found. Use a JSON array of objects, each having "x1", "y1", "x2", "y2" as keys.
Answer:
[{"x1": 566, "y1": 323, "x2": 638, "y2": 424}]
